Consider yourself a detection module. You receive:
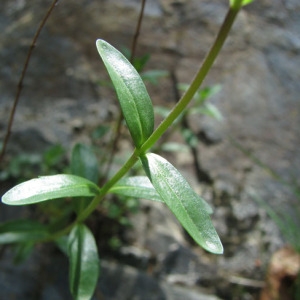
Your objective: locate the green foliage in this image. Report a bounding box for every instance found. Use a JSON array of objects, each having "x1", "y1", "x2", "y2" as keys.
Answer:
[
  {"x1": 1, "y1": 39, "x2": 225, "y2": 299},
  {"x1": 71, "y1": 144, "x2": 99, "y2": 184},
  {"x1": 2, "y1": 174, "x2": 100, "y2": 205},
  {"x1": 141, "y1": 70, "x2": 169, "y2": 85},
  {"x1": 96, "y1": 39, "x2": 154, "y2": 149},
  {"x1": 110, "y1": 176, "x2": 163, "y2": 202},
  {"x1": 120, "y1": 47, "x2": 150, "y2": 72},
  {"x1": 0, "y1": 1, "x2": 249, "y2": 297},
  {"x1": 68, "y1": 224, "x2": 100, "y2": 300},
  {"x1": 0, "y1": 153, "x2": 40, "y2": 181},
  {"x1": 121, "y1": 47, "x2": 168, "y2": 84},
  {"x1": 176, "y1": 83, "x2": 223, "y2": 121},
  {"x1": 43, "y1": 144, "x2": 66, "y2": 173},
  {"x1": 0, "y1": 144, "x2": 67, "y2": 182},
  {"x1": 155, "y1": 84, "x2": 222, "y2": 124},
  {"x1": 2, "y1": 39, "x2": 222, "y2": 298},
  {"x1": 91, "y1": 125, "x2": 110, "y2": 141},
  {"x1": 141, "y1": 153, "x2": 222, "y2": 254},
  {"x1": 154, "y1": 83, "x2": 222, "y2": 153},
  {"x1": 0, "y1": 219, "x2": 50, "y2": 244}
]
